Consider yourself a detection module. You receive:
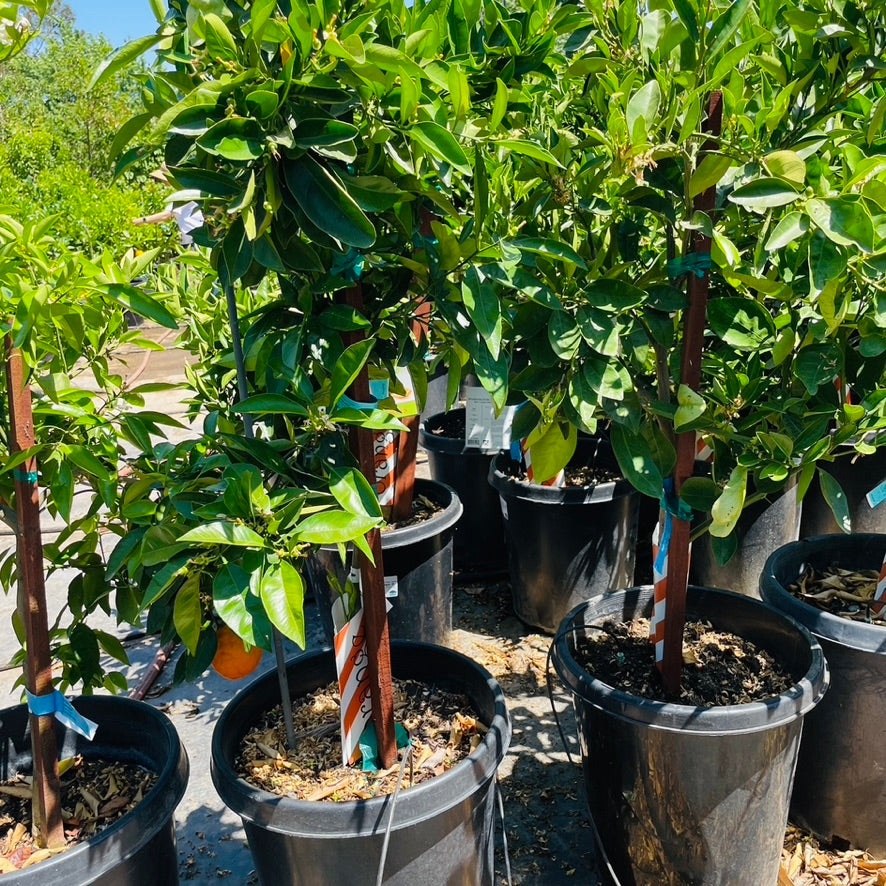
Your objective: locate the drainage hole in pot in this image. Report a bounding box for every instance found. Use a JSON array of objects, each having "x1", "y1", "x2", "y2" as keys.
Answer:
[
  {"x1": 574, "y1": 619, "x2": 794, "y2": 706},
  {"x1": 236, "y1": 679, "x2": 485, "y2": 802},
  {"x1": 0, "y1": 757, "x2": 158, "y2": 872}
]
